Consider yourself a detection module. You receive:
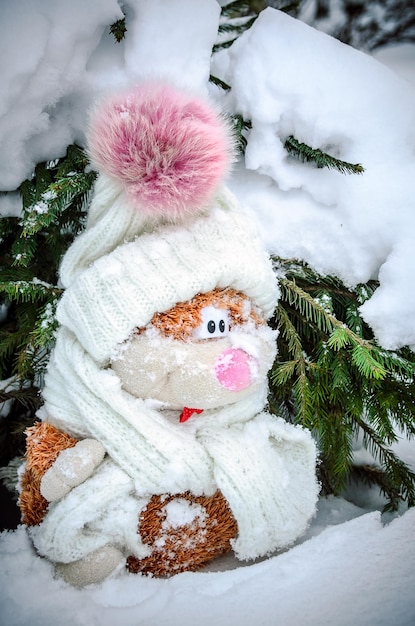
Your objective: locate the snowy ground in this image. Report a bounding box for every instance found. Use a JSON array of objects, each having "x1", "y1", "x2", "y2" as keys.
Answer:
[
  {"x1": 1, "y1": 500, "x2": 414, "y2": 626},
  {"x1": 1, "y1": 1, "x2": 415, "y2": 624}
]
